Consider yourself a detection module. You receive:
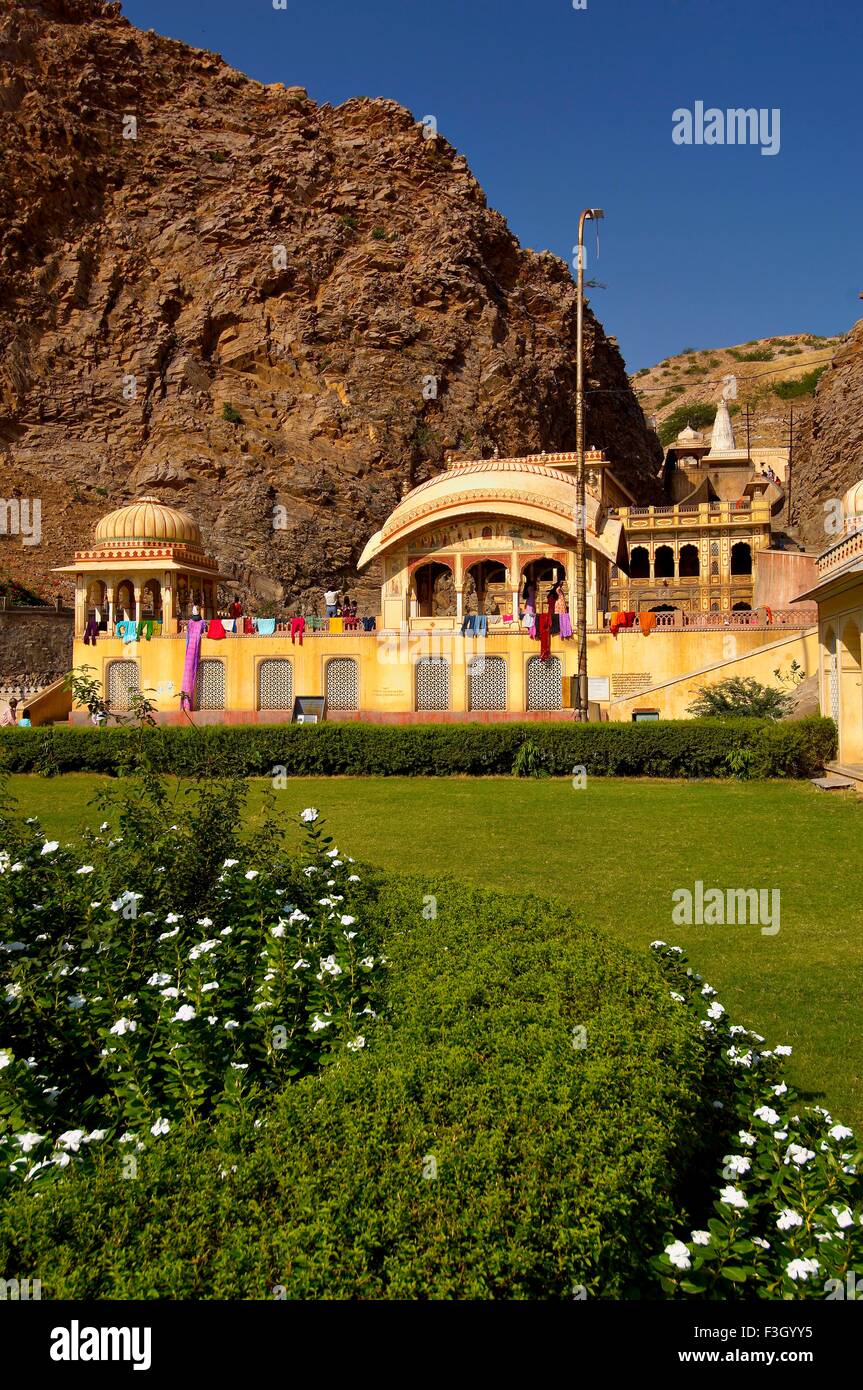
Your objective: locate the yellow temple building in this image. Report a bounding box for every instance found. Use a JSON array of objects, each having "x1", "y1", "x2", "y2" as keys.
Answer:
[{"x1": 37, "y1": 433, "x2": 823, "y2": 726}]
